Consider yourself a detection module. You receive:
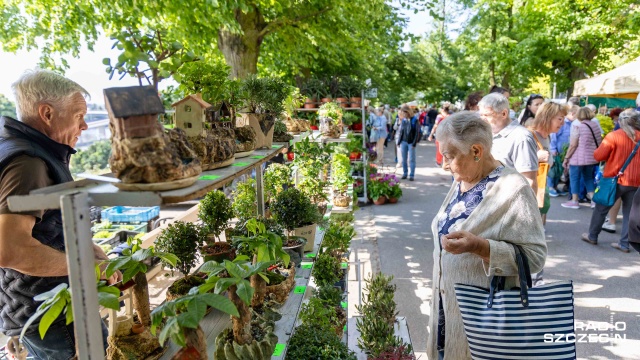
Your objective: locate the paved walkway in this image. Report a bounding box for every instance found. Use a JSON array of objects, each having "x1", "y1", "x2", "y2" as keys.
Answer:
[{"x1": 350, "y1": 140, "x2": 640, "y2": 360}]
